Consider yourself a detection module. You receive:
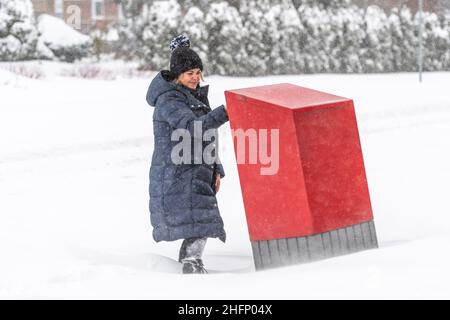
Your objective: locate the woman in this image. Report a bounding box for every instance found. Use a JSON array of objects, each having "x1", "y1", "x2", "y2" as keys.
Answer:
[{"x1": 145, "y1": 35, "x2": 229, "y2": 274}]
